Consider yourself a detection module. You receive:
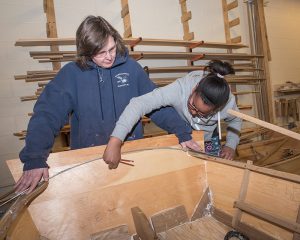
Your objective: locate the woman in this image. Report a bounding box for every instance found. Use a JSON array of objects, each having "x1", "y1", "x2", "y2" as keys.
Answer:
[
  {"x1": 15, "y1": 16, "x2": 195, "y2": 193},
  {"x1": 104, "y1": 60, "x2": 242, "y2": 169}
]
